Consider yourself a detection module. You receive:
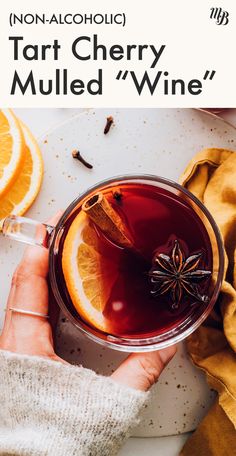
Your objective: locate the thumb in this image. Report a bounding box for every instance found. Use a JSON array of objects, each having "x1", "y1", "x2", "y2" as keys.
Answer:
[{"x1": 111, "y1": 345, "x2": 177, "y2": 391}]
